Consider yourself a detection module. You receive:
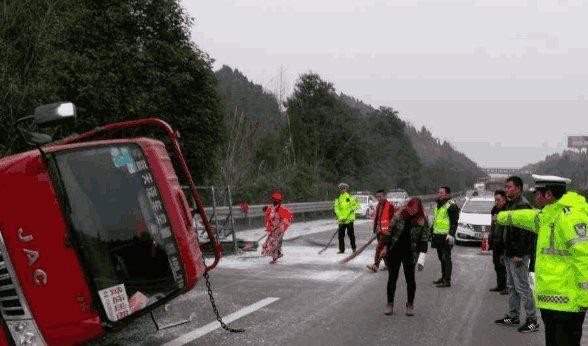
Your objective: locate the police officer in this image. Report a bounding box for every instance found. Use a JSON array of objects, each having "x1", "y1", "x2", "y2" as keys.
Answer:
[
  {"x1": 431, "y1": 186, "x2": 459, "y2": 288},
  {"x1": 334, "y1": 183, "x2": 359, "y2": 253},
  {"x1": 497, "y1": 175, "x2": 588, "y2": 345}
]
